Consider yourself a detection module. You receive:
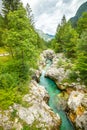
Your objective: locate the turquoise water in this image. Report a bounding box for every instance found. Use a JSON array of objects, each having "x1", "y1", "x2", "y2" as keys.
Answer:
[{"x1": 39, "y1": 61, "x2": 74, "y2": 130}]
